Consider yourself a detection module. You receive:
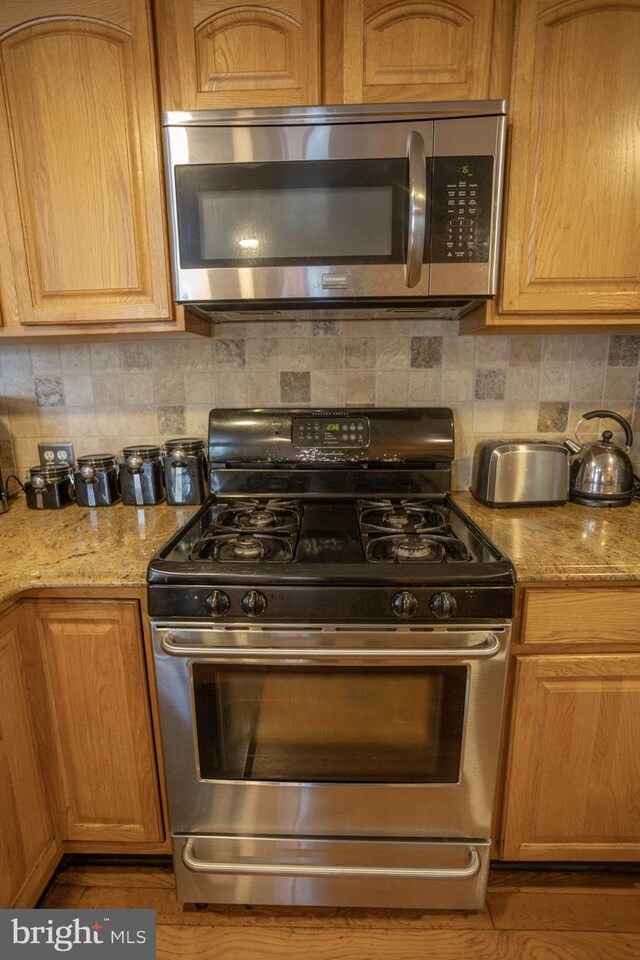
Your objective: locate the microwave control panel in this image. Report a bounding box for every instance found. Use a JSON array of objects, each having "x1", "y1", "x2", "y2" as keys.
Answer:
[
  {"x1": 430, "y1": 156, "x2": 494, "y2": 263},
  {"x1": 292, "y1": 416, "x2": 370, "y2": 448}
]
